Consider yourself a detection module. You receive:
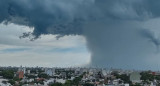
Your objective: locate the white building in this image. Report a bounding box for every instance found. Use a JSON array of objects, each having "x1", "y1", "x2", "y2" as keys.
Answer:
[
  {"x1": 130, "y1": 72, "x2": 141, "y2": 84},
  {"x1": 23, "y1": 67, "x2": 26, "y2": 74},
  {"x1": 44, "y1": 78, "x2": 54, "y2": 85},
  {"x1": 45, "y1": 68, "x2": 55, "y2": 76},
  {"x1": 125, "y1": 84, "x2": 129, "y2": 86},
  {"x1": 27, "y1": 70, "x2": 30, "y2": 74},
  {"x1": 0, "y1": 79, "x2": 10, "y2": 86},
  {"x1": 56, "y1": 79, "x2": 66, "y2": 84},
  {"x1": 102, "y1": 69, "x2": 107, "y2": 76}
]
